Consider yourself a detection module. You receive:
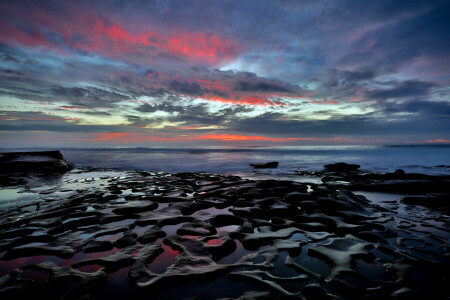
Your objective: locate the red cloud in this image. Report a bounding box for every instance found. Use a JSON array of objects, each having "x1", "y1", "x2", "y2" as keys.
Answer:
[
  {"x1": 201, "y1": 95, "x2": 275, "y2": 106},
  {"x1": 196, "y1": 78, "x2": 230, "y2": 94},
  {"x1": 0, "y1": 6, "x2": 242, "y2": 66}
]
